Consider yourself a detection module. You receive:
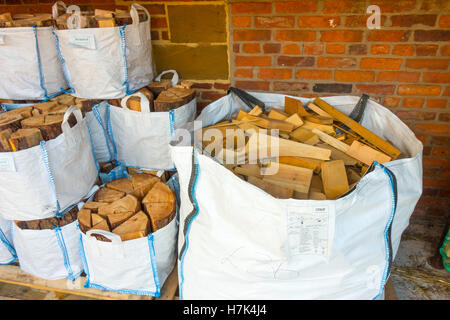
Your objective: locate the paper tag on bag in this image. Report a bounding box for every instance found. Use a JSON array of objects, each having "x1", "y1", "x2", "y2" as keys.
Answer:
[
  {"x1": 0, "y1": 155, "x2": 16, "y2": 172},
  {"x1": 68, "y1": 34, "x2": 96, "y2": 50},
  {"x1": 286, "y1": 203, "x2": 335, "y2": 260}
]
